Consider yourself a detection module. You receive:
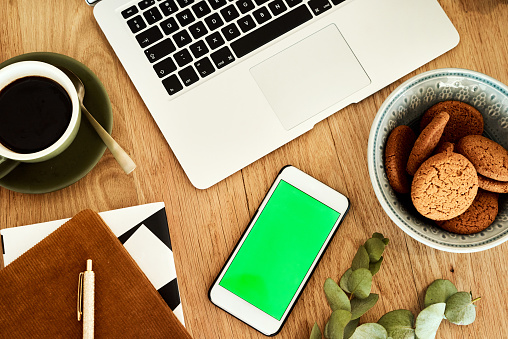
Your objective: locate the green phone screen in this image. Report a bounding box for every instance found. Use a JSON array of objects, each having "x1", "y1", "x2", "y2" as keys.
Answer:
[{"x1": 219, "y1": 179, "x2": 341, "y2": 320}]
